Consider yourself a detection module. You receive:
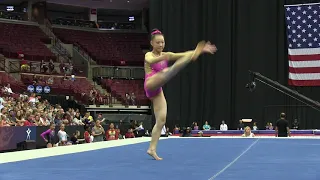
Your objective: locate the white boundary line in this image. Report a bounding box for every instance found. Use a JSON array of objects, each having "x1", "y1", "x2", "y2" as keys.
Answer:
[
  {"x1": 167, "y1": 136, "x2": 320, "y2": 139},
  {"x1": 208, "y1": 139, "x2": 260, "y2": 180},
  {"x1": 0, "y1": 137, "x2": 157, "y2": 164}
]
